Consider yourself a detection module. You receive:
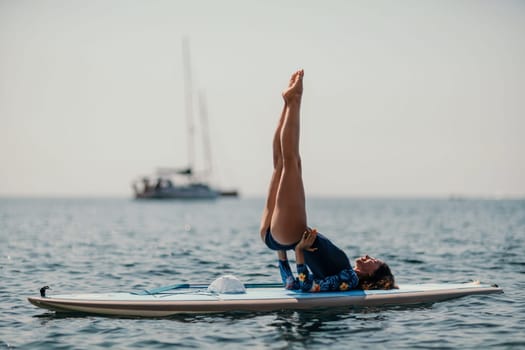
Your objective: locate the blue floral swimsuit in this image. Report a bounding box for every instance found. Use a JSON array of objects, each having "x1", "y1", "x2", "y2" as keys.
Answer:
[{"x1": 277, "y1": 232, "x2": 359, "y2": 292}]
